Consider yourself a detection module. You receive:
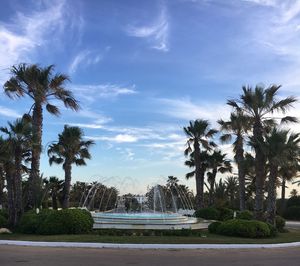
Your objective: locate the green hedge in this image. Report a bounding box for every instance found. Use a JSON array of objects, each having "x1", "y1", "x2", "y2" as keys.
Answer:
[
  {"x1": 284, "y1": 206, "x2": 300, "y2": 220},
  {"x1": 208, "y1": 221, "x2": 222, "y2": 233},
  {"x1": 236, "y1": 210, "x2": 253, "y2": 220},
  {"x1": 18, "y1": 209, "x2": 93, "y2": 235},
  {"x1": 286, "y1": 196, "x2": 300, "y2": 208},
  {"x1": 217, "y1": 207, "x2": 234, "y2": 221},
  {"x1": 194, "y1": 207, "x2": 220, "y2": 220},
  {"x1": 216, "y1": 219, "x2": 271, "y2": 238}
]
